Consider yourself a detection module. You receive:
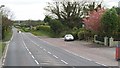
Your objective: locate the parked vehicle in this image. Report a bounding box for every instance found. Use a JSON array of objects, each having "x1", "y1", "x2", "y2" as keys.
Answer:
[
  {"x1": 17, "y1": 30, "x2": 21, "y2": 33},
  {"x1": 64, "y1": 34, "x2": 74, "y2": 41}
]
